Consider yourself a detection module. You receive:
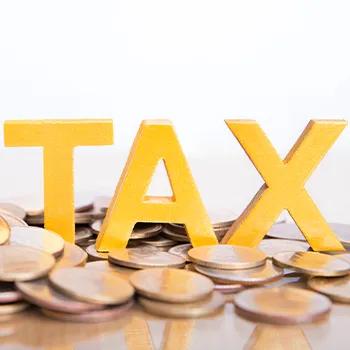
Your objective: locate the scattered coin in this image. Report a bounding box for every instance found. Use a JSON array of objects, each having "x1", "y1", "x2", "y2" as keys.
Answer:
[
  {"x1": 0, "y1": 302, "x2": 29, "y2": 315},
  {"x1": 41, "y1": 300, "x2": 133, "y2": 323},
  {"x1": 54, "y1": 243, "x2": 87, "y2": 268},
  {"x1": 139, "y1": 235, "x2": 177, "y2": 247},
  {"x1": 1, "y1": 213, "x2": 28, "y2": 227},
  {"x1": 234, "y1": 287, "x2": 332, "y2": 324},
  {"x1": 0, "y1": 282, "x2": 22, "y2": 303},
  {"x1": 272, "y1": 251, "x2": 350, "y2": 277},
  {"x1": 162, "y1": 227, "x2": 190, "y2": 242},
  {"x1": 139, "y1": 291, "x2": 225, "y2": 318},
  {"x1": 0, "y1": 203, "x2": 26, "y2": 220},
  {"x1": 108, "y1": 246, "x2": 186, "y2": 269},
  {"x1": 85, "y1": 244, "x2": 109, "y2": 261},
  {"x1": 266, "y1": 223, "x2": 350, "y2": 246},
  {"x1": 0, "y1": 246, "x2": 55, "y2": 281},
  {"x1": 308, "y1": 275, "x2": 350, "y2": 303},
  {"x1": 49, "y1": 267, "x2": 135, "y2": 305},
  {"x1": 214, "y1": 284, "x2": 245, "y2": 294},
  {"x1": 91, "y1": 221, "x2": 163, "y2": 239},
  {"x1": 129, "y1": 268, "x2": 214, "y2": 303},
  {"x1": 75, "y1": 227, "x2": 93, "y2": 245},
  {"x1": 194, "y1": 260, "x2": 283, "y2": 285},
  {"x1": 168, "y1": 244, "x2": 192, "y2": 262},
  {"x1": 337, "y1": 254, "x2": 350, "y2": 265},
  {"x1": 188, "y1": 245, "x2": 266, "y2": 270},
  {"x1": 8, "y1": 226, "x2": 65, "y2": 257},
  {"x1": 258, "y1": 239, "x2": 310, "y2": 258},
  {"x1": 0, "y1": 215, "x2": 10, "y2": 245},
  {"x1": 16, "y1": 278, "x2": 104, "y2": 313},
  {"x1": 84, "y1": 261, "x2": 135, "y2": 281}
]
